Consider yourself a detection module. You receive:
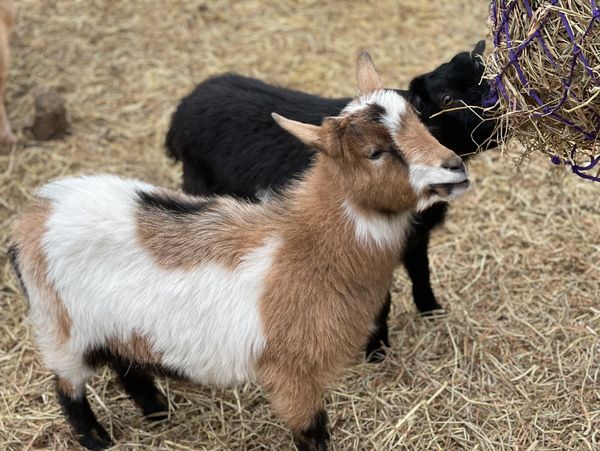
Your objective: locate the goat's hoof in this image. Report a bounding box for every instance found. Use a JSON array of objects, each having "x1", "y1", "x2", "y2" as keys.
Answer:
[
  {"x1": 142, "y1": 391, "x2": 169, "y2": 421},
  {"x1": 365, "y1": 347, "x2": 387, "y2": 363},
  {"x1": 77, "y1": 425, "x2": 112, "y2": 451}
]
